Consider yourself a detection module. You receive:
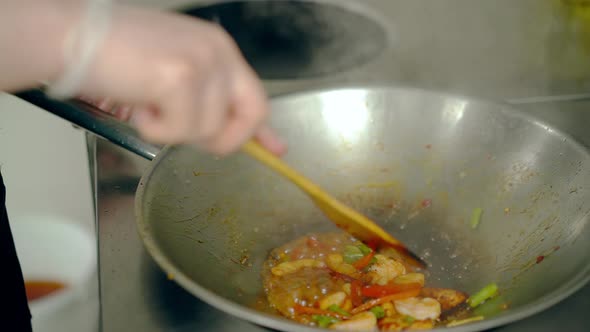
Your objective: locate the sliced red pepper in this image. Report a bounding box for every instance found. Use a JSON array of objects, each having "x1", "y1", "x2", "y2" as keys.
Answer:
[
  {"x1": 361, "y1": 282, "x2": 422, "y2": 298},
  {"x1": 350, "y1": 288, "x2": 421, "y2": 314},
  {"x1": 293, "y1": 304, "x2": 347, "y2": 320},
  {"x1": 350, "y1": 280, "x2": 364, "y2": 307},
  {"x1": 352, "y1": 251, "x2": 375, "y2": 270},
  {"x1": 366, "y1": 239, "x2": 379, "y2": 251}
]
